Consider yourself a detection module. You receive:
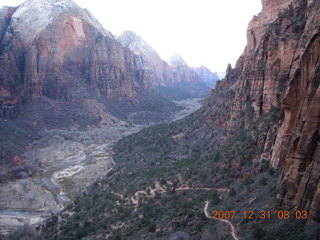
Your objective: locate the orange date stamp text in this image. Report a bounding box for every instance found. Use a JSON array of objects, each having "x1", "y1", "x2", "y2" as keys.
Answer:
[{"x1": 211, "y1": 210, "x2": 308, "y2": 220}]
